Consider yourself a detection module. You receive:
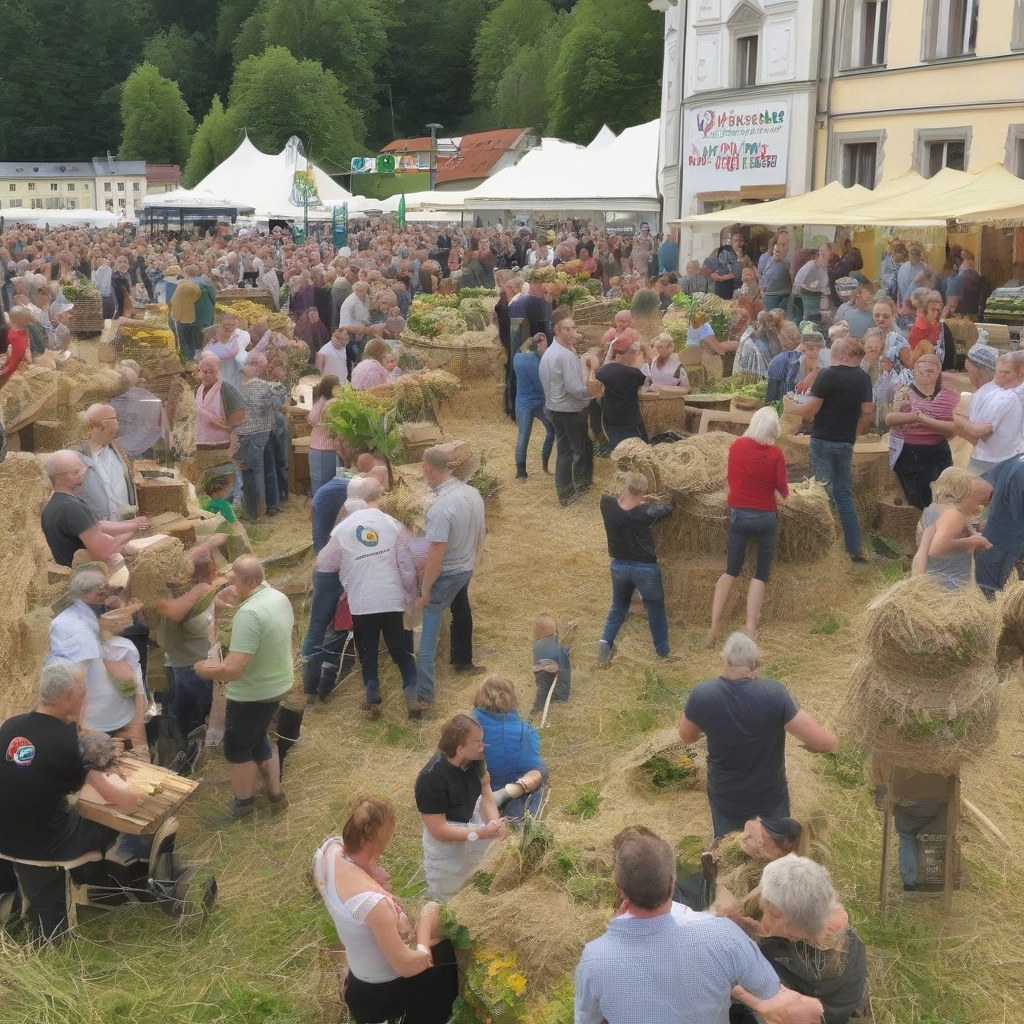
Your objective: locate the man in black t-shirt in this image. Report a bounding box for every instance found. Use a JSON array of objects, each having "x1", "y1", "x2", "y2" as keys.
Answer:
[
  {"x1": 679, "y1": 633, "x2": 837, "y2": 837},
  {"x1": 414, "y1": 714, "x2": 507, "y2": 899},
  {"x1": 0, "y1": 661, "x2": 143, "y2": 939},
  {"x1": 595, "y1": 337, "x2": 648, "y2": 448},
  {"x1": 597, "y1": 472, "x2": 673, "y2": 664},
  {"x1": 40, "y1": 450, "x2": 145, "y2": 567},
  {"x1": 783, "y1": 338, "x2": 873, "y2": 562}
]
